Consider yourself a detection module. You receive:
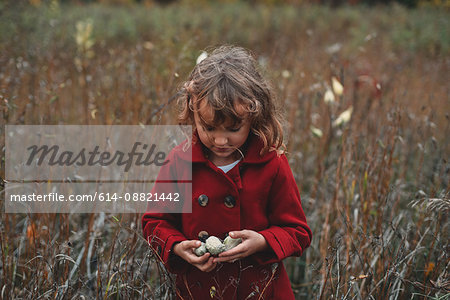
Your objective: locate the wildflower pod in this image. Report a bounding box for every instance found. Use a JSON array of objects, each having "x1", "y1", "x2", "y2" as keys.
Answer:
[
  {"x1": 332, "y1": 106, "x2": 353, "y2": 127},
  {"x1": 310, "y1": 126, "x2": 323, "y2": 138},
  {"x1": 194, "y1": 242, "x2": 208, "y2": 257},
  {"x1": 323, "y1": 89, "x2": 335, "y2": 103},
  {"x1": 223, "y1": 236, "x2": 242, "y2": 251},
  {"x1": 205, "y1": 236, "x2": 226, "y2": 255},
  {"x1": 196, "y1": 51, "x2": 208, "y2": 65},
  {"x1": 198, "y1": 230, "x2": 209, "y2": 242},
  {"x1": 332, "y1": 76, "x2": 344, "y2": 96}
]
